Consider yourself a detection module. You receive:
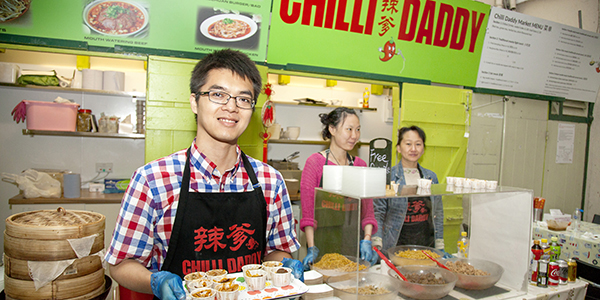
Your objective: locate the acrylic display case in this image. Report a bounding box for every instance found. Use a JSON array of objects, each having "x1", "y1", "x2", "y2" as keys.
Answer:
[{"x1": 311, "y1": 184, "x2": 535, "y2": 299}]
